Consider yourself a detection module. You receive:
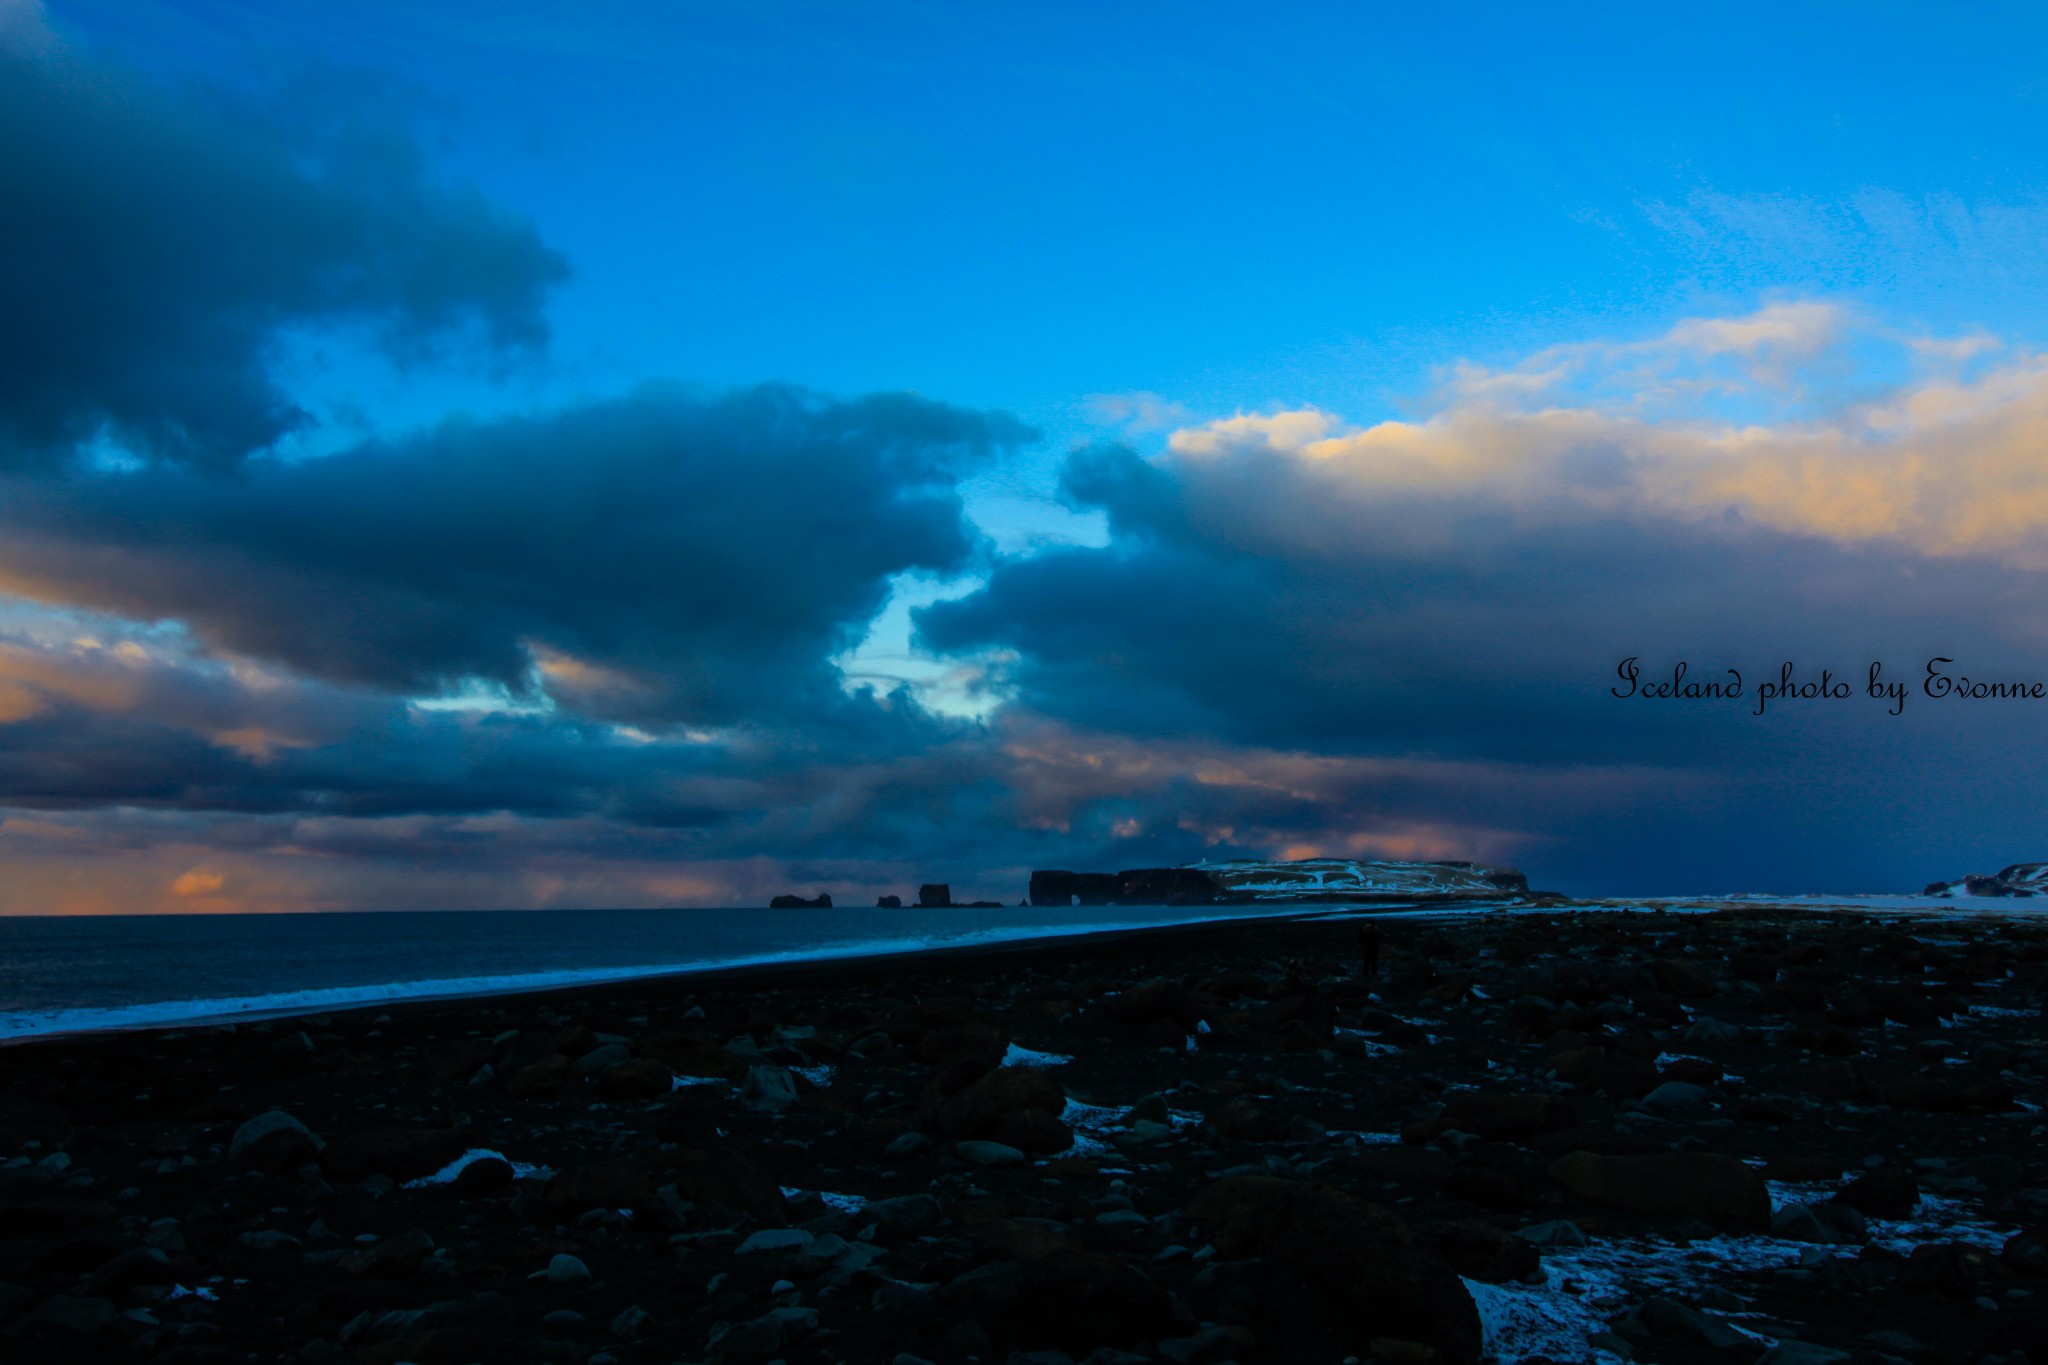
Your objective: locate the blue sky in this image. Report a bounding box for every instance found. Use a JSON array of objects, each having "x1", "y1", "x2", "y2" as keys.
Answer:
[
  {"x1": 5, "y1": 0, "x2": 2048, "y2": 909},
  {"x1": 56, "y1": 1, "x2": 2048, "y2": 447}
]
